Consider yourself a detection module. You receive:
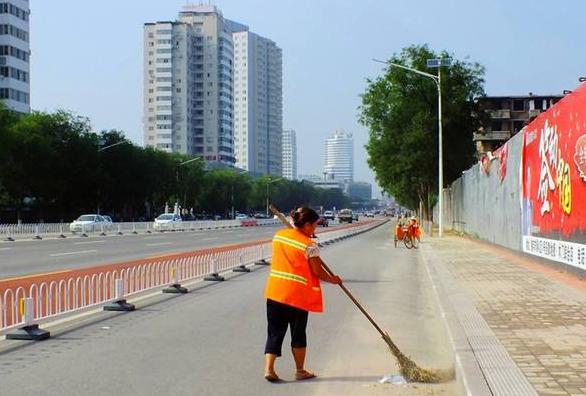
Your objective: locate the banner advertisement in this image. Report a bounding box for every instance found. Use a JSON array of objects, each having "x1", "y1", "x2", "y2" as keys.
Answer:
[{"x1": 521, "y1": 83, "x2": 586, "y2": 269}]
